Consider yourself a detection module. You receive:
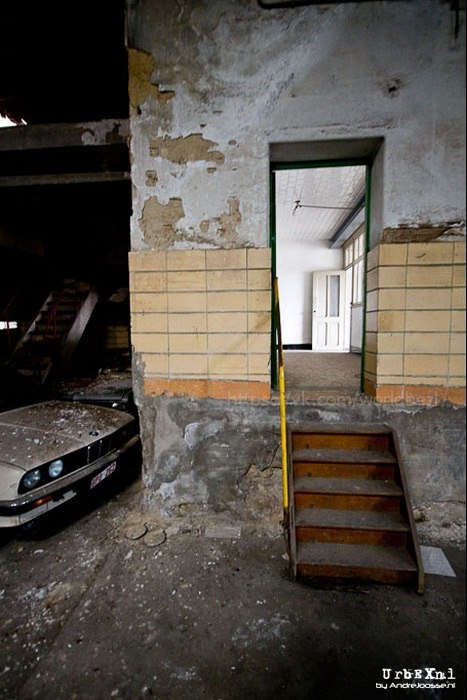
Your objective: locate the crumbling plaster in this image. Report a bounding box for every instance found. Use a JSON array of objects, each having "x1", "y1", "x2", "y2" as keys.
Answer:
[
  {"x1": 128, "y1": 0, "x2": 466, "y2": 252},
  {"x1": 127, "y1": 0, "x2": 466, "y2": 537}
]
